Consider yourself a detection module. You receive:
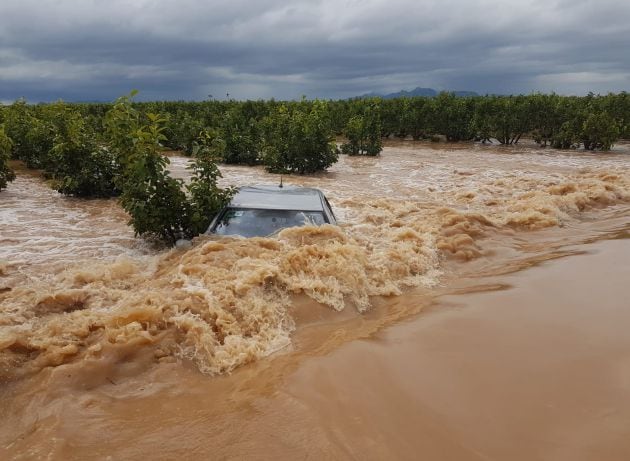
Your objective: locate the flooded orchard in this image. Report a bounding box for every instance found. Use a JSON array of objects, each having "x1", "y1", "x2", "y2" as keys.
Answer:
[{"x1": 1, "y1": 141, "x2": 630, "y2": 460}]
